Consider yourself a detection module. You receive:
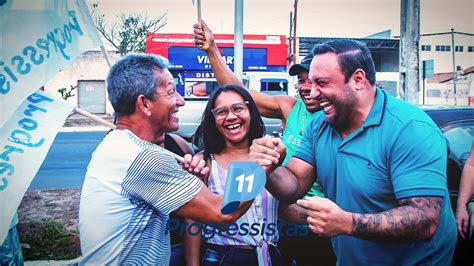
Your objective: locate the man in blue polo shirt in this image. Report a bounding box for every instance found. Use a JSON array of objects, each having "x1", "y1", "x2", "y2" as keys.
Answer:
[{"x1": 250, "y1": 39, "x2": 457, "y2": 265}]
